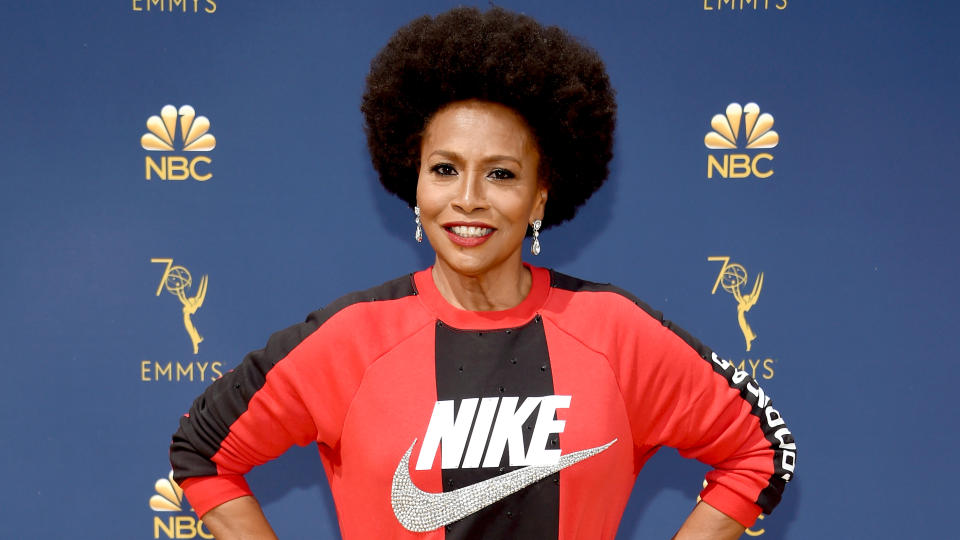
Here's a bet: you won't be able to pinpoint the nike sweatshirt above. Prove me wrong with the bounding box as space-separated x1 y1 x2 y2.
170 265 796 539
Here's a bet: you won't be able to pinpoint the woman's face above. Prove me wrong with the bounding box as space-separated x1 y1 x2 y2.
416 100 547 279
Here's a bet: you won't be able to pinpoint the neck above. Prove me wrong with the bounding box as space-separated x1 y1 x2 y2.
431 255 532 311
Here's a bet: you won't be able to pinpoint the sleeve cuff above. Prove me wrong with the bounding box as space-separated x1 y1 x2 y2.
179 474 253 518
699 482 762 528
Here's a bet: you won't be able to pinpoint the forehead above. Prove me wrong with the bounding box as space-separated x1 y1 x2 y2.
421 100 538 159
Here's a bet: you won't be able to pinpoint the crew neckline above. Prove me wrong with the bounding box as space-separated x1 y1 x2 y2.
413 264 551 330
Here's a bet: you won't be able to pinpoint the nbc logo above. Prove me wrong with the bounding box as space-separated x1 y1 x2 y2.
142 105 215 181
149 470 185 512
704 102 778 179
149 470 213 539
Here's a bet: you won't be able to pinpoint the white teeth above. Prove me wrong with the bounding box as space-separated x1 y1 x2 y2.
450 226 492 238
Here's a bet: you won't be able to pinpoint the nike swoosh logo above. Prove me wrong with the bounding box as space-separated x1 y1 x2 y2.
391 438 617 532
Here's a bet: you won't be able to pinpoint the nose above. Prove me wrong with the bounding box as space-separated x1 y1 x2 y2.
451 171 488 213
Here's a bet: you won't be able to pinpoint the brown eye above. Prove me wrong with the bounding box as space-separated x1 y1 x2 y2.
431 163 457 176
488 168 515 180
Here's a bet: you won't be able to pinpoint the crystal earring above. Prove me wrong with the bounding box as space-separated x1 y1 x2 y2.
530 219 542 255
414 206 423 243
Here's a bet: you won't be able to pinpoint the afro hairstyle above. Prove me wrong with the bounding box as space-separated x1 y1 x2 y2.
361 6 616 230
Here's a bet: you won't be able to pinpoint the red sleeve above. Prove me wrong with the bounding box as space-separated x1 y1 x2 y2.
169 319 324 516
545 280 795 528
619 298 796 527
169 276 427 518
177 475 253 516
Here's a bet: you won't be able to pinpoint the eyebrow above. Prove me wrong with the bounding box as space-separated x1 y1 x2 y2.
427 150 523 167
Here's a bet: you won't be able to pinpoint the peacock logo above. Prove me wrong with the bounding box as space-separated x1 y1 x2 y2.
142 104 215 181
141 105 216 152
704 102 778 179
149 471 185 512
704 102 778 150
149 471 213 538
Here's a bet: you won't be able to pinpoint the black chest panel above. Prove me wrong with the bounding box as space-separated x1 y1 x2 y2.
434 314 560 540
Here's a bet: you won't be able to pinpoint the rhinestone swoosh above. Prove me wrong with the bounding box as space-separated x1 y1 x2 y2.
391 438 617 532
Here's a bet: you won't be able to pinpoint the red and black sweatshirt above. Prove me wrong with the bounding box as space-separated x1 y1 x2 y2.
171 265 796 539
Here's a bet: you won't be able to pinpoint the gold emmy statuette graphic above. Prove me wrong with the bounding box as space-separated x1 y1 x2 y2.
152 258 207 354
709 256 763 352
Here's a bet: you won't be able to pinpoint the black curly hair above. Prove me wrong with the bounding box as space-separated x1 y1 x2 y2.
361 6 616 229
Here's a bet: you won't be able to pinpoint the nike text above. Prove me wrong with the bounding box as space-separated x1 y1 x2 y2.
415 395 571 470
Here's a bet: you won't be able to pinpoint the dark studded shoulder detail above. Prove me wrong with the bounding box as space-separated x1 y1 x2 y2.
549 270 710 361
312 273 418 326
550 270 664 319
550 269 639 300
264 273 419 366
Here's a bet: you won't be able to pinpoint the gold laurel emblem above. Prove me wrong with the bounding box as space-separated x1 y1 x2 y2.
149 470 184 512
709 256 763 352
704 102 779 150
151 258 207 354
141 104 216 152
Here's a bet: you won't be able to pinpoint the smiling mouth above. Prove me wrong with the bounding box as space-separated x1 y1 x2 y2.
447 225 494 238
442 224 495 247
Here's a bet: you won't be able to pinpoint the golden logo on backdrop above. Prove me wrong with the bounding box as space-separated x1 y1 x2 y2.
704 103 778 179
150 471 185 512
696 480 766 536
149 470 213 539
142 105 215 181
703 0 786 10
707 256 775 380
132 0 217 13
151 258 207 354
709 256 763 351
141 257 222 382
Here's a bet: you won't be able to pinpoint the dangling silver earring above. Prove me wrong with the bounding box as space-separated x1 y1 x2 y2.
414 206 423 243
530 219 542 256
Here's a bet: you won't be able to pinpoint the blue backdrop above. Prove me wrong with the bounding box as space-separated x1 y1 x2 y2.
2 1 957 538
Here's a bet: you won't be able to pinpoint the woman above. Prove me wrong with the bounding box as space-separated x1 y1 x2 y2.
170 7 795 539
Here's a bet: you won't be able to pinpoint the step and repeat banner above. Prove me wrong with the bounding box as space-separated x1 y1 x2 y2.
2 1 957 538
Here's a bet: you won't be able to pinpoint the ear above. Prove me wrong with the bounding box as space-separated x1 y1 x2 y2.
530 186 548 223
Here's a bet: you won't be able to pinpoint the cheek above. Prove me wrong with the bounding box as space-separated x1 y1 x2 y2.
415 173 431 208
415 178 443 223
498 194 537 230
